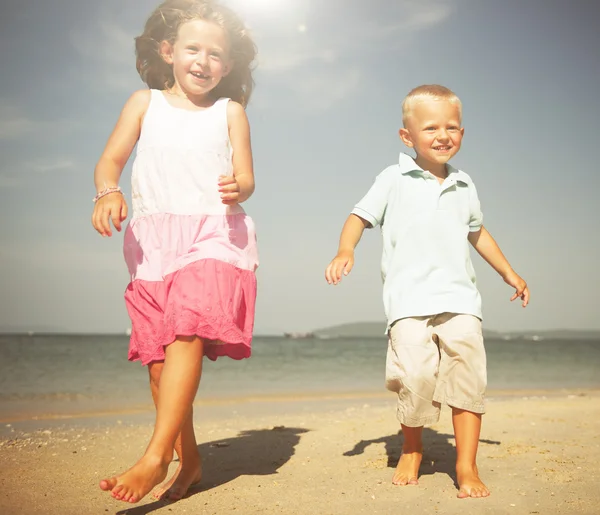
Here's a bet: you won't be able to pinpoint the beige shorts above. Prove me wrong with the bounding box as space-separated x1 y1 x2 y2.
386 313 486 427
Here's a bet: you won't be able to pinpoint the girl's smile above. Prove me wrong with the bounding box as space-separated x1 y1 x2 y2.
162 19 232 100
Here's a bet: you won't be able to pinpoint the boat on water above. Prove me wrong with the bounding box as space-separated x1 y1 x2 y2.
283 332 315 339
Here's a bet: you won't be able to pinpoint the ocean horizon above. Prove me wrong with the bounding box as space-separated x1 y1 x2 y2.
2 333 599 430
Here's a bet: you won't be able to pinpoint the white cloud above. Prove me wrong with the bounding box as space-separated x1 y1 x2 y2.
69 20 140 91
253 0 456 73
0 103 39 140
246 0 457 109
65 0 456 107
24 159 76 174
0 174 22 188
0 157 78 188
0 242 124 272
253 66 362 113
0 100 81 141
71 21 133 67
292 67 361 110
362 1 456 36
0 117 36 140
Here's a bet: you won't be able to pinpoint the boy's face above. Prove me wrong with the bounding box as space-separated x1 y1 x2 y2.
399 99 464 166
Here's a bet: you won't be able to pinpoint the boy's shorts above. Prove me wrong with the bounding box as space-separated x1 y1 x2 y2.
385 313 486 427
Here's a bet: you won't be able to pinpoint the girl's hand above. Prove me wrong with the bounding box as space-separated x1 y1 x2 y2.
325 251 355 285
92 192 128 237
218 175 241 205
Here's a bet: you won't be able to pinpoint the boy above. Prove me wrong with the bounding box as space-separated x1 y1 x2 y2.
325 85 529 498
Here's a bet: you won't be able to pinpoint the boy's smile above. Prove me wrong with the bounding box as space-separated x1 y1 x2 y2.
399 99 464 176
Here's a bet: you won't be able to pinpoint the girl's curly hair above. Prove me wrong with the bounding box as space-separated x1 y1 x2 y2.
135 0 257 106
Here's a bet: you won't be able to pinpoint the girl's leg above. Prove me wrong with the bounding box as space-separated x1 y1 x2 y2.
100 335 204 504
163 406 202 501
452 408 490 498
148 362 202 501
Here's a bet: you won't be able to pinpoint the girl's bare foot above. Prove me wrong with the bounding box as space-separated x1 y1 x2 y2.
165 455 203 501
100 454 170 504
152 453 202 501
392 450 422 485
152 466 179 500
456 463 490 498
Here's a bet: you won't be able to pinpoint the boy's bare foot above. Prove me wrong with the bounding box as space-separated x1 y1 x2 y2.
153 454 203 501
100 454 170 504
456 463 490 498
392 450 422 485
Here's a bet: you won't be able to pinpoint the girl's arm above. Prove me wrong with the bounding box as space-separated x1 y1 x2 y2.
220 101 254 204
468 226 530 306
94 90 149 191
92 90 149 237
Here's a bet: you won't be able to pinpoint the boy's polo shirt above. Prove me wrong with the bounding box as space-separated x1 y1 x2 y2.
352 153 483 330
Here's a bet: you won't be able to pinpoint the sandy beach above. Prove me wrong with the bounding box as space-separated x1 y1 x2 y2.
1 390 598 515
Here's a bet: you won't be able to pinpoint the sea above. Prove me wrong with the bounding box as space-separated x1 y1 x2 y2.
1 334 599 435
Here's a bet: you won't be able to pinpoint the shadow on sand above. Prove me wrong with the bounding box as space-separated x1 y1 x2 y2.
344 428 501 487
116 426 309 514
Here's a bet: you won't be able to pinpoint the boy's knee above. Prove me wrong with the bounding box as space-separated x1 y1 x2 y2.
385 377 402 393
386 370 437 399
404 369 437 395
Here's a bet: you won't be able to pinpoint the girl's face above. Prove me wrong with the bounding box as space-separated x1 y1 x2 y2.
162 19 232 98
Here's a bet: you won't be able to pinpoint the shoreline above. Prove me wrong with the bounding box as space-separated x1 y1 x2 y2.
1 390 598 514
2 387 599 435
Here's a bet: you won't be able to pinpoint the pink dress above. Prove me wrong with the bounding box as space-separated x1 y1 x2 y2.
123 90 258 364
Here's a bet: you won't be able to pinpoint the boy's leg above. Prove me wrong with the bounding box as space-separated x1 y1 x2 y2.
395 425 423 485
148 362 202 501
100 335 204 503
452 408 489 498
435 314 489 498
386 317 441 485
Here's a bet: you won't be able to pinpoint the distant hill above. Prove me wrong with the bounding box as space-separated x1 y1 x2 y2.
505 329 600 340
312 322 600 340
313 322 387 338
0 324 67 334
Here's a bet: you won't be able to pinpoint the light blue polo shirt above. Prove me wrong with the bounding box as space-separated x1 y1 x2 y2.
352 153 483 329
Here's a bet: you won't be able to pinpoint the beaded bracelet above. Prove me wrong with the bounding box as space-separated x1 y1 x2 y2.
93 186 123 203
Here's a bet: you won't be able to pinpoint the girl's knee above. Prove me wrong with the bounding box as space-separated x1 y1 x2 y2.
148 361 165 387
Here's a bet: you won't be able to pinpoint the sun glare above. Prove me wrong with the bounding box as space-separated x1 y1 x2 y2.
240 0 291 13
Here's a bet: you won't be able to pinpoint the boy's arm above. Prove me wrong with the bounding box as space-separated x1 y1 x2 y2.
325 166 393 285
325 214 370 285
468 226 530 307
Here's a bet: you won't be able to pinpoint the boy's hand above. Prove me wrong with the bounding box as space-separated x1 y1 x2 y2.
325 251 355 285
92 192 128 237
219 175 241 205
504 270 530 307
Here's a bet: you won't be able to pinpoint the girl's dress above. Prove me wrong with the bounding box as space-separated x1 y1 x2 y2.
123 90 258 364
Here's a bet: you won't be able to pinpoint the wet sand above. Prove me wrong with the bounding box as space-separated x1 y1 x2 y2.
1 390 598 514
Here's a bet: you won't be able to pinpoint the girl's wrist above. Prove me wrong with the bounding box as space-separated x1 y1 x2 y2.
93 186 123 203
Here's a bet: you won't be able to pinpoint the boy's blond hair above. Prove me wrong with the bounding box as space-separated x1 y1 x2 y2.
402 85 462 127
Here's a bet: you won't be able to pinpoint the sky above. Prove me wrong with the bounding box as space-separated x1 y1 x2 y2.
0 0 599 335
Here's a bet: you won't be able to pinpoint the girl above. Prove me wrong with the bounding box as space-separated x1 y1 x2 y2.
91 0 258 504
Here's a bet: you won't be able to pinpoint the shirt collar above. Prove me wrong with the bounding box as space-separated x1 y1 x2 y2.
398 152 468 184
